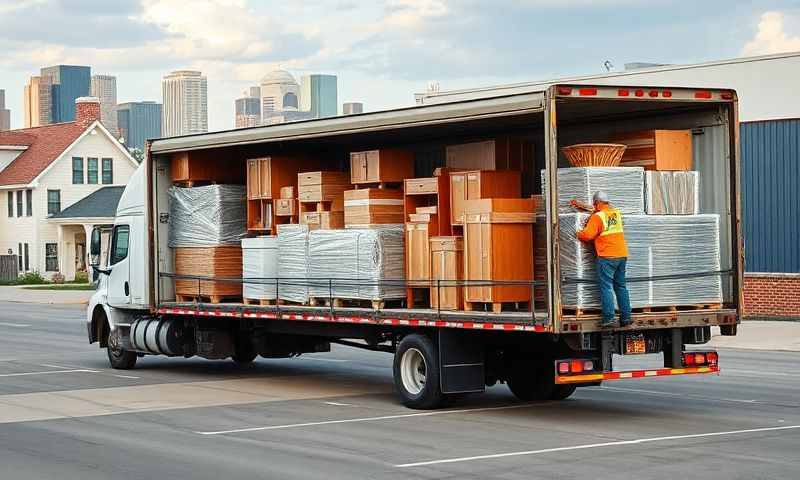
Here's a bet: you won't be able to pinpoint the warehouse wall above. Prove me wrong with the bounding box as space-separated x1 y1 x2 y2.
740 118 800 318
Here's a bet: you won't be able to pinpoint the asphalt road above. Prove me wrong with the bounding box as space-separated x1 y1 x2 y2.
1 302 799 479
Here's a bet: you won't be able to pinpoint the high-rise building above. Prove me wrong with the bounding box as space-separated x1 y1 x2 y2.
40 65 91 123
117 101 163 151
23 75 52 127
0 90 10 131
342 102 363 115
300 74 338 118
91 74 118 136
260 70 300 119
161 70 208 137
235 86 261 128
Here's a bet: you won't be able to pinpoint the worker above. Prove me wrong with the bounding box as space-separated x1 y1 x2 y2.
573 191 632 328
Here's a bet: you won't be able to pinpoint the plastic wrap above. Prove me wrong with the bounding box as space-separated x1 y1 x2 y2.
644 171 700 215
276 224 311 303
559 213 722 308
168 185 246 247
242 236 278 300
542 167 645 214
308 226 406 300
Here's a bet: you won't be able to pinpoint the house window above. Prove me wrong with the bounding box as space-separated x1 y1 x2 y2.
102 158 113 184
110 225 129 265
87 157 98 184
72 157 84 184
24 243 29 271
18 243 22 270
16 190 22 217
47 190 61 215
45 243 58 272
26 190 32 216
7 191 12 217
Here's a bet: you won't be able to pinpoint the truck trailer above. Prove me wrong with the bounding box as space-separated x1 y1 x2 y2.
86 84 741 409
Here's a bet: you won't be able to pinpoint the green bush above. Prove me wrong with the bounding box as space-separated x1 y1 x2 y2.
16 271 47 285
72 271 89 284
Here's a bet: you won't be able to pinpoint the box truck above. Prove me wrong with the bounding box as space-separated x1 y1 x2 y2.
87 84 741 409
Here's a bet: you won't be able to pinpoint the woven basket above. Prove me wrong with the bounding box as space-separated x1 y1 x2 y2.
562 143 627 167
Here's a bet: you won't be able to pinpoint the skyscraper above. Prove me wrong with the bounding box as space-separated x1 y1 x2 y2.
161 70 208 137
40 65 91 122
342 102 364 115
23 76 52 127
117 101 163 151
91 74 118 136
300 74 338 118
0 90 10 131
235 87 261 128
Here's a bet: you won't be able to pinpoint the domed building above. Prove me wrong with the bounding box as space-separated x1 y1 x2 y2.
259 70 300 115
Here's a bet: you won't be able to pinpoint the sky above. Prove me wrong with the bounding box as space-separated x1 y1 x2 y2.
1 0 799 132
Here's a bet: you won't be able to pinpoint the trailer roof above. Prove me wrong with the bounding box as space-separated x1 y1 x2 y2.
150 91 546 154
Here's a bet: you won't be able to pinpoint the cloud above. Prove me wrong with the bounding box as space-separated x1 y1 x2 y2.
742 11 800 56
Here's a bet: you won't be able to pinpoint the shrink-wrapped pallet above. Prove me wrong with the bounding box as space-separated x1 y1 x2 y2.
308 226 405 301
168 185 247 247
542 167 645 215
644 171 700 215
559 213 722 309
277 224 311 303
242 236 278 300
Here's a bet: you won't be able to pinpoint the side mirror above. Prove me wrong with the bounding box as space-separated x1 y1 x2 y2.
89 227 102 267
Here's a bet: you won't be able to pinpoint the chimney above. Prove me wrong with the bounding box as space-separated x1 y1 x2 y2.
75 96 101 127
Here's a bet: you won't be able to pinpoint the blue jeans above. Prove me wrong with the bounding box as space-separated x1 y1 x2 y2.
597 257 632 325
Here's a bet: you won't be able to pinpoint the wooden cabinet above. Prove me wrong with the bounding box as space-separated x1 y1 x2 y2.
406 222 431 282
171 150 244 184
463 198 535 312
246 156 323 232
350 149 414 185
449 170 521 225
611 129 693 170
403 175 451 236
247 200 272 231
446 137 531 172
430 236 463 310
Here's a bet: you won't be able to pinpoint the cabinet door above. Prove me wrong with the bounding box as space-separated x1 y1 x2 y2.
247 159 261 200
365 150 380 183
259 158 272 198
350 153 364 183
465 171 481 200
449 173 466 225
407 224 430 281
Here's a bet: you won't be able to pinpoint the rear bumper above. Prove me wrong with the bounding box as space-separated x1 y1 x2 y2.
556 365 719 384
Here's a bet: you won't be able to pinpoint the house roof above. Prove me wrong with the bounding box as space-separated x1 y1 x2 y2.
49 186 125 219
0 122 87 186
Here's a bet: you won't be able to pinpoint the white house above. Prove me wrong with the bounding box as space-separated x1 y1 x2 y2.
0 97 138 281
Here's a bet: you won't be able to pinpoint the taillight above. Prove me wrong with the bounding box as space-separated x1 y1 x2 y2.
558 87 573 95
695 90 712 99
682 351 718 367
578 88 598 96
634 89 645 97
707 352 719 365
558 361 570 374
720 91 734 100
618 89 630 97
557 359 596 374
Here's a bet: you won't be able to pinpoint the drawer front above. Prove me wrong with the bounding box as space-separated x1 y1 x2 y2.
275 198 296 216
404 177 438 195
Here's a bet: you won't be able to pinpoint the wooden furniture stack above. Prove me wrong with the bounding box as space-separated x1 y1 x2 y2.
462 198 536 313
445 137 531 172
298 171 349 230
246 156 321 234
430 236 464 310
170 149 244 185
449 170 521 227
274 185 298 223
403 171 453 307
350 149 414 187
611 129 693 170
344 188 404 226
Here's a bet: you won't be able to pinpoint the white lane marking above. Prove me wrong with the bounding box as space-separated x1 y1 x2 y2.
728 369 800 378
0 369 98 377
323 401 352 406
196 403 536 435
598 386 759 404
111 374 141 379
395 424 800 468
298 357 349 363
0 322 31 328
38 363 80 370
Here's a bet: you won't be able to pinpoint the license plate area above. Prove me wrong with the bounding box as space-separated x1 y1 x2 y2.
623 333 646 355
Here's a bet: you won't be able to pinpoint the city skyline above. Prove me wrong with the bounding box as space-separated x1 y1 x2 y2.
0 90 9 131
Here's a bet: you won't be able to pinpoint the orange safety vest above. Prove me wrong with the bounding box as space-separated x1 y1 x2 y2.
577 206 629 258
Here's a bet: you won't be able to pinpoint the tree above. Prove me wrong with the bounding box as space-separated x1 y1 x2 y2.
129 148 144 164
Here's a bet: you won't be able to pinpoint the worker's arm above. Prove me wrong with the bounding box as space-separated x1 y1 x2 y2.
577 214 603 242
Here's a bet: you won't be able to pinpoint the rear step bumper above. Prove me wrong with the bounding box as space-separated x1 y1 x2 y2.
555 365 719 384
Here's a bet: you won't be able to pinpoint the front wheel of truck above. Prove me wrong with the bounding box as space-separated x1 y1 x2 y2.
107 327 137 369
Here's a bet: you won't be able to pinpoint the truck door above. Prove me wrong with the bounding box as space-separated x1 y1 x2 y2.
107 224 131 307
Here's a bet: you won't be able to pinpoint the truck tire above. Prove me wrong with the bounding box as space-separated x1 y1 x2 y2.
393 334 443 409
549 384 577 401
232 336 257 365
107 328 137 370
507 358 554 401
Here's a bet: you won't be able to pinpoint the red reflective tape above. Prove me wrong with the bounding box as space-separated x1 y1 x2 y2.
578 87 598 96
631 370 646 378
605 372 621 380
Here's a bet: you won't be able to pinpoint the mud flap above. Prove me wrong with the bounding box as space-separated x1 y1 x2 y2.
438 330 485 394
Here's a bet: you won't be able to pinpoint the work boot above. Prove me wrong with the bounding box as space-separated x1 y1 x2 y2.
620 318 633 327
600 320 617 329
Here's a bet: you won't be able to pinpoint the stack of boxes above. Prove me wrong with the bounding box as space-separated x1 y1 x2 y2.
298 171 350 230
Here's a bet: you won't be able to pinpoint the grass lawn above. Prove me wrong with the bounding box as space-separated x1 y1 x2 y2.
22 284 96 291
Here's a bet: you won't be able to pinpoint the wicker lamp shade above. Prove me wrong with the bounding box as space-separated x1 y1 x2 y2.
562 143 627 167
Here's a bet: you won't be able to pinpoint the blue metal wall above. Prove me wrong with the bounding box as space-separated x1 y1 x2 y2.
740 118 800 273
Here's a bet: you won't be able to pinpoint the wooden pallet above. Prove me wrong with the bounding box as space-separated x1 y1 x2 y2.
465 301 530 314
276 298 309 306
561 307 602 318
308 297 404 310
634 303 723 313
243 297 278 306
176 294 242 304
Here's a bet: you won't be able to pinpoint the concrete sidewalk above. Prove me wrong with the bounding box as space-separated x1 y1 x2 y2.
0 286 93 305
709 321 800 352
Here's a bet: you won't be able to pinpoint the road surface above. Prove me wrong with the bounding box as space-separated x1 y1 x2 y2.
0 302 798 479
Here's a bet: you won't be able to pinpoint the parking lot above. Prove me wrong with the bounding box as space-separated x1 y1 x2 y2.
1 302 799 479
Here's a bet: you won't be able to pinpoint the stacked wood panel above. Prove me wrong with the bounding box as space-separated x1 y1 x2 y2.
344 188 404 226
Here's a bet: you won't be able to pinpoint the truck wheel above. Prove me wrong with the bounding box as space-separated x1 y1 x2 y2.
107 329 137 369
232 337 257 365
507 359 554 401
393 334 443 409
549 384 577 401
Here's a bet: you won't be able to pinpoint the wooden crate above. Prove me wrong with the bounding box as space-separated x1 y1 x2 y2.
445 137 531 171
463 198 535 312
611 129 693 170
298 171 350 187
275 198 297 217
430 236 463 311
301 211 344 230
171 150 244 184
343 188 404 226
449 170 521 226
350 149 414 185
279 185 295 199
175 246 243 300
